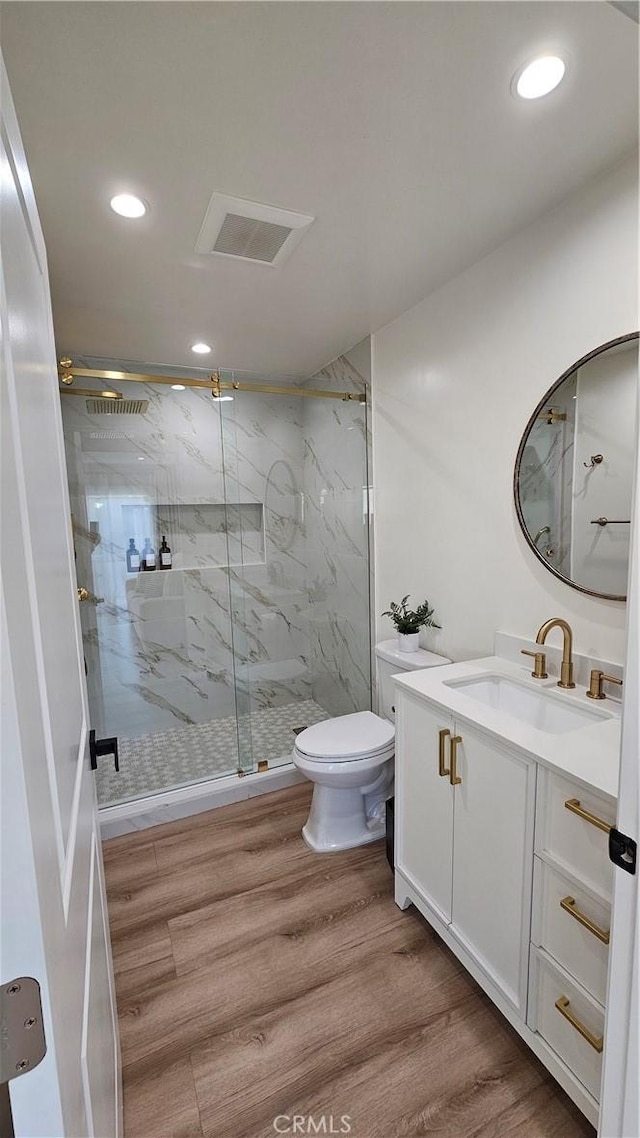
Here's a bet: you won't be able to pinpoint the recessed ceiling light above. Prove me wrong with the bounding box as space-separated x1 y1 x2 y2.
110 193 147 218
515 56 566 100
191 342 212 354
138 456 145 461
171 384 186 391
215 395 234 402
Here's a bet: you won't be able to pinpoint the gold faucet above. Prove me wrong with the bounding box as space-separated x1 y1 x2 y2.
535 618 575 689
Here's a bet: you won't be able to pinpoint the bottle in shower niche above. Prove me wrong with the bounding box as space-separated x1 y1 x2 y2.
126 538 141 573
141 538 156 571
159 535 172 570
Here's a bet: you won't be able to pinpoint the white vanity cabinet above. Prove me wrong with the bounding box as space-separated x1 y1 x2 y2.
395 689 536 1016
393 675 618 1129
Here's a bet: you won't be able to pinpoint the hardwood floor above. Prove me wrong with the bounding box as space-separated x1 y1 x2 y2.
103 783 595 1138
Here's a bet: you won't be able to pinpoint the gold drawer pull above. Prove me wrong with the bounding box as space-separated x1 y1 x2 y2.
564 797 612 834
560 896 610 945
449 735 462 786
554 996 603 1053
438 728 450 777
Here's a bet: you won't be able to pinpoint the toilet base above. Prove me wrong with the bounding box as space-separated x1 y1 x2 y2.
301 784 386 853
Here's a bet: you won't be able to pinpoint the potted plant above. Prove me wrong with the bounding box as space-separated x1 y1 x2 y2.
382 594 441 652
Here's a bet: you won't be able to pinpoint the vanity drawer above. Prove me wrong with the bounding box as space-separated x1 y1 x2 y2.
532 858 610 1006
530 949 604 1103
536 771 615 897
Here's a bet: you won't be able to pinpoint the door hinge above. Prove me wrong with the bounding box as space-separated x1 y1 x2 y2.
609 828 637 875
1 976 47 1136
0 978 47 1085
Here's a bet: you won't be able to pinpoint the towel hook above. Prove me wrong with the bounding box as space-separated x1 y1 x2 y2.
583 454 604 469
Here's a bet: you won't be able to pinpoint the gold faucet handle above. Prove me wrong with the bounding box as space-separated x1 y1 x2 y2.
587 669 623 700
521 649 548 679
587 670 623 700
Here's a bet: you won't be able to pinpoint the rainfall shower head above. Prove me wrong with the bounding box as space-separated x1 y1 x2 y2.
85 398 149 415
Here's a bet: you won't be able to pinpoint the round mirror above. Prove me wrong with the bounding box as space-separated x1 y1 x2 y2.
514 332 638 602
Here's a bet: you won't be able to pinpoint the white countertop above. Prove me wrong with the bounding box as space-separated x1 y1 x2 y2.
393 655 621 801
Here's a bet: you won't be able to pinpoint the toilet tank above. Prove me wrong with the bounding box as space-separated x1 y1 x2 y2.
375 639 451 722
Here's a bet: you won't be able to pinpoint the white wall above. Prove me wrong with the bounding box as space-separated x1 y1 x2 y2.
373 156 638 666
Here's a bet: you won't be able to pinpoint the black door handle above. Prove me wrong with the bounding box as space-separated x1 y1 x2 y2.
89 728 119 772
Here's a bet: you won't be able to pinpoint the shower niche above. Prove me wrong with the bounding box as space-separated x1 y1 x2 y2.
121 500 265 572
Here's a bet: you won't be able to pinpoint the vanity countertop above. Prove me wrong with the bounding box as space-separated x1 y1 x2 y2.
393 655 621 801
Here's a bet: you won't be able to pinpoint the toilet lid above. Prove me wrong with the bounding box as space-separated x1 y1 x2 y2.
295 711 394 761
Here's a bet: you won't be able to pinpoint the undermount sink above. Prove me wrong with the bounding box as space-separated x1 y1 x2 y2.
443 674 611 735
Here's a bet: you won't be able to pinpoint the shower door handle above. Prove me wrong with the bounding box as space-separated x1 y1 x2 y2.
89 729 119 772
77 586 104 604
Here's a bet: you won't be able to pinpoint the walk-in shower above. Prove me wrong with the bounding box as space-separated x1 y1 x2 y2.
60 354 373 810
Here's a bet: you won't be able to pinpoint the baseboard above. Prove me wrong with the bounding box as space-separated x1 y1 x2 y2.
99 764 306 839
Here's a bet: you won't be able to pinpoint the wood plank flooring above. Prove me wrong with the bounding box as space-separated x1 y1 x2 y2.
103 783 595 1138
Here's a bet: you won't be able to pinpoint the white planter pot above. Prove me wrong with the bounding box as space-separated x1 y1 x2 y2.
398 632 420 653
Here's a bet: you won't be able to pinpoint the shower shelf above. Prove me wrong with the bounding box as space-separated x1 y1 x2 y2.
125 559 265 576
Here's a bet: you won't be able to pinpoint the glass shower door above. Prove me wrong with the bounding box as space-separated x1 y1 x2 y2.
219 374 372 774
61 362 253 807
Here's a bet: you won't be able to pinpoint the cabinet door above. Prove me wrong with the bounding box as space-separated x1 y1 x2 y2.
450 725 536 1013
395 693 454 923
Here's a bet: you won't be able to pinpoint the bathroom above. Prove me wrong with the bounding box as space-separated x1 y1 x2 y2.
0 4 637 1138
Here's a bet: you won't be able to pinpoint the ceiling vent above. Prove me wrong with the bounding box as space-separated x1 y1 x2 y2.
86 399 149 415
195 193 314 266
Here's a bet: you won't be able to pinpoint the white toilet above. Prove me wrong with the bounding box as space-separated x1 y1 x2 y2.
293 639 450 852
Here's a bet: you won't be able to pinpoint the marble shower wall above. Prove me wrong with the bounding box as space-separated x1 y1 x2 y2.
301 343 373 716
61 354 372 760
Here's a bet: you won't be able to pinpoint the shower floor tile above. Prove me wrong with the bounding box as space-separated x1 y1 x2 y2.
96 699 330 807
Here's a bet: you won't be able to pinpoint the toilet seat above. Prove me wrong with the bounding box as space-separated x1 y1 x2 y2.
294 710 394 763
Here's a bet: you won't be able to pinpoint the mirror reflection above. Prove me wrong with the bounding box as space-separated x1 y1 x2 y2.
515 333 638 601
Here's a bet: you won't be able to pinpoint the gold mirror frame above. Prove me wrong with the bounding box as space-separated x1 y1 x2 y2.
514 331 639 603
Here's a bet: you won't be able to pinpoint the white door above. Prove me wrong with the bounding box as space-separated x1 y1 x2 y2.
0 55 122 1138
450 726 536 1015
395 694 454 922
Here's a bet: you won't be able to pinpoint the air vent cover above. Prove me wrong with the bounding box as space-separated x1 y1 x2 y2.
213 214 293 263
195 193 314 267
86 399 149 415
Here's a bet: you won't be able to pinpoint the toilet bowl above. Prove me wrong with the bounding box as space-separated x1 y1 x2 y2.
293 641 451 853
294 712 394 851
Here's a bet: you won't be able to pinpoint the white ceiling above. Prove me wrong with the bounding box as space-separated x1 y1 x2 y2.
1 2 637 377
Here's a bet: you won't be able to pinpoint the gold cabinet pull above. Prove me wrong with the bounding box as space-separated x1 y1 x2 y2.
560 896 610 945
564 798 612 834
438 728 450 777
554 996 603 1053
449 735 462 786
